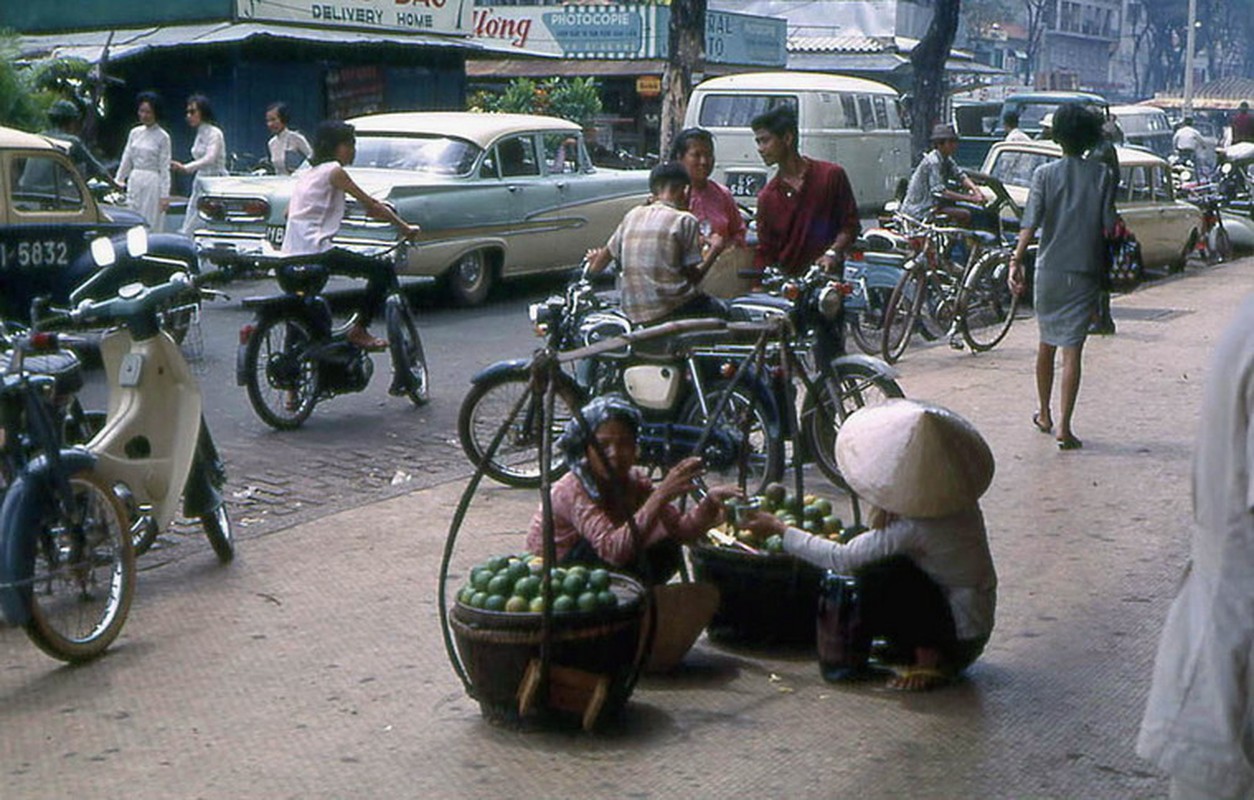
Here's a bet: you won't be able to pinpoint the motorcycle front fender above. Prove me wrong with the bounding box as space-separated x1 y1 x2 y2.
831 353 900 382
469 358 535 385
182 420 226 519
0 449 97 626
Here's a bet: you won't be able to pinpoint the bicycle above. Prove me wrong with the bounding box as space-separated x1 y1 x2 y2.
880 216 1019 364
1181 184 1233 266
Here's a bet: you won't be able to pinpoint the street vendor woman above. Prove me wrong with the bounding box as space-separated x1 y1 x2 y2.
744 399 998 691
526 394 740 586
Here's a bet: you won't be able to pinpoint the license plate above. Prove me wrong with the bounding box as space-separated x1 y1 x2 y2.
266 225 285 248
725 172 766 198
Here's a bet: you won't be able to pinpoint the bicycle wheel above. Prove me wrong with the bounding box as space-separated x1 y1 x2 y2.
201 503 235 564
801 363 905 488
457 370 582 488
24 469 135 663
1210 225 1233 264
680 380 783 498
847 285 892 355
244 315 319 430
957 251 1020 352
881 264 928 365
386 298 430 407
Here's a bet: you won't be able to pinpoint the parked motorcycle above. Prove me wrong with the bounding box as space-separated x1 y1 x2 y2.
230 244 430 430
0 228 232 662
723 264 904 487
458 264 785 494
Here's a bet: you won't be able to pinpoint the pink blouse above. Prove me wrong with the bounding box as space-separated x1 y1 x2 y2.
688 180 747 247
527 470 721 567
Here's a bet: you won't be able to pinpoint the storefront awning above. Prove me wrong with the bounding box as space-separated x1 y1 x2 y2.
18 20 480 63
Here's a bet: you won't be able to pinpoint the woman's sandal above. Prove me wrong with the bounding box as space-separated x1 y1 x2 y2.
1032 413 1053 434
1056 435 1083 451
886 666 951 692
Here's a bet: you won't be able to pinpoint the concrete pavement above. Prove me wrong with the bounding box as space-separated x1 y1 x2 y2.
2 257 1250 799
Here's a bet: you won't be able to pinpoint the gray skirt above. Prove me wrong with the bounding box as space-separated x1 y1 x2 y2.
1034 269 1100 347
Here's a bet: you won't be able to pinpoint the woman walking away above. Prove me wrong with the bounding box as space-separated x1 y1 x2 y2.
1008 102 1115 450
743 399 997 691
172 94 227 237
669 127 750 297
265 101 313 176
115 91 172 230
282 120 419 351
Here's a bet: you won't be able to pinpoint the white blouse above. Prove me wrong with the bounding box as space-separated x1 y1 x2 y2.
281 161 344 256
116 124 172 191
184 123 227 176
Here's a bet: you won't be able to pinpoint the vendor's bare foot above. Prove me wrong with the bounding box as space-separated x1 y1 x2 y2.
348 325 387 351
887 647 950 691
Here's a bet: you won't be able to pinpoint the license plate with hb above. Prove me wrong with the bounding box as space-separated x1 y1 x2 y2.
266 225 285 248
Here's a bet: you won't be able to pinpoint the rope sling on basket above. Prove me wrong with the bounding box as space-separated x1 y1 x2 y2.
437 316 785 730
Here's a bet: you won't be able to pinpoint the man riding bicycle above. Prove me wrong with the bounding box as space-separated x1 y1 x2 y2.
901 124 988 228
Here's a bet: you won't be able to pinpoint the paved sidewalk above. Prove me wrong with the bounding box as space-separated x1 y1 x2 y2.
2 260 1249 799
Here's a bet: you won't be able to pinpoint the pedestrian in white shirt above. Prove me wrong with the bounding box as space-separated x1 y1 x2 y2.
744 399 998 692
266 102 313 176
171 94 227 237
1138 293 1254 799
115 91 171 230
1003 111 1032 142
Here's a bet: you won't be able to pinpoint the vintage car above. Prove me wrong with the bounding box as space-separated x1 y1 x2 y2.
980 140 1202 271
191 112 652 305
0 125 197 323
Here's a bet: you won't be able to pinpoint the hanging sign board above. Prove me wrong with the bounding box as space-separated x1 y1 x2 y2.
236 0 471 36
636 76 662 97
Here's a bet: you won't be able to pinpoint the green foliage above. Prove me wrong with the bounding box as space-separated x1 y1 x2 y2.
467 77 603 126
0 30 45 131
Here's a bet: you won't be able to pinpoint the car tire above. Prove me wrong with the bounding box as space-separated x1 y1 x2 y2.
446 250 493 306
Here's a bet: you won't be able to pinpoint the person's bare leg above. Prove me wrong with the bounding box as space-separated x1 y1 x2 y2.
1035 342 1057 430
1057 343 1084 447
886 646 948 690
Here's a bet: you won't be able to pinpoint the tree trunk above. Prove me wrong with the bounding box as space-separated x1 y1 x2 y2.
661 0 706 161
909 0 961 161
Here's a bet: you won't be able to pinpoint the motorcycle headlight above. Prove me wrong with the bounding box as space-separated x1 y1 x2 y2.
817 283 845 320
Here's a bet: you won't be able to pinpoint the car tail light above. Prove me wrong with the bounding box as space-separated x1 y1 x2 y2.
198 198 227 221
241 199 270 218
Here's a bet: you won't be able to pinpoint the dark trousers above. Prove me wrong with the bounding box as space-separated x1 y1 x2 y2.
823 556 985 674
323 248 398 326
670 292 728 320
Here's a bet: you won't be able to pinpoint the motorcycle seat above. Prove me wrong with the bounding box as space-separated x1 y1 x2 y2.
0 349 83 399
275 262 330 296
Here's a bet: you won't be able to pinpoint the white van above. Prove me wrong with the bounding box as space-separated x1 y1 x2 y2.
684 72 911 213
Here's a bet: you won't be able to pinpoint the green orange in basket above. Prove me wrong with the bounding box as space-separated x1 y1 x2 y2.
504 596 530 613
587 568 611 592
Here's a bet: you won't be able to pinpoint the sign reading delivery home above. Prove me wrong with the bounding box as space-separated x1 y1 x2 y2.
236 0 470 36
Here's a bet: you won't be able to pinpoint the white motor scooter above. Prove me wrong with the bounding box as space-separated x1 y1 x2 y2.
71 228 234 561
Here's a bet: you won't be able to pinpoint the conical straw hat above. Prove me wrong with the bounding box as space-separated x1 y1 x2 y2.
834 399 994 518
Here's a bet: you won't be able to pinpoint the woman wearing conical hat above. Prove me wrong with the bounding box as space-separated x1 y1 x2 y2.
745 399 998 691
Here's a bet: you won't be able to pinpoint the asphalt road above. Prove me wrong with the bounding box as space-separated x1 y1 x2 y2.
75 271 572 553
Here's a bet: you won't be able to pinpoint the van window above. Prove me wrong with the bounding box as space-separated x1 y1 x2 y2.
841 95 859 129
857 96 874 131
873 96 889 129
1123 165 1150 202
12 156 84 213
698 94 797 127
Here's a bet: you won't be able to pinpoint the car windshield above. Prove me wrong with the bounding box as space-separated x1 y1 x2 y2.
353 134 482 175
698 94 797 127
989 149 1055 188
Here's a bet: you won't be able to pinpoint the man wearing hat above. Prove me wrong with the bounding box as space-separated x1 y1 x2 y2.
900 123 986 227
41 100 117 187
745 399 998 691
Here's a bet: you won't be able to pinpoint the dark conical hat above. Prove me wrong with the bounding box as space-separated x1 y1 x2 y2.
835 399 994 518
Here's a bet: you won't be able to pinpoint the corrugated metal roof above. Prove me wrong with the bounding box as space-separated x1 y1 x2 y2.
18 20 478 62
786 34 888 54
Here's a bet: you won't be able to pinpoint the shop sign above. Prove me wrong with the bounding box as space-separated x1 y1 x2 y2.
471 5 785 66
636 76 662 97
236 0 470 36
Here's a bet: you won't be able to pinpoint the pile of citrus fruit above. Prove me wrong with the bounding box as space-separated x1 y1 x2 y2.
456 554 618 614
715 482 865 553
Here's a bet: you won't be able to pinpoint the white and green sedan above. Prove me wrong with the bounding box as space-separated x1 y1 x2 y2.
191 112 650 305
981 140 1202 272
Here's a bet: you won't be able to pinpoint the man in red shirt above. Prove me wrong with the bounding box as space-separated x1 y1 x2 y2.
751 105 860 276
1231 101 1254 145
